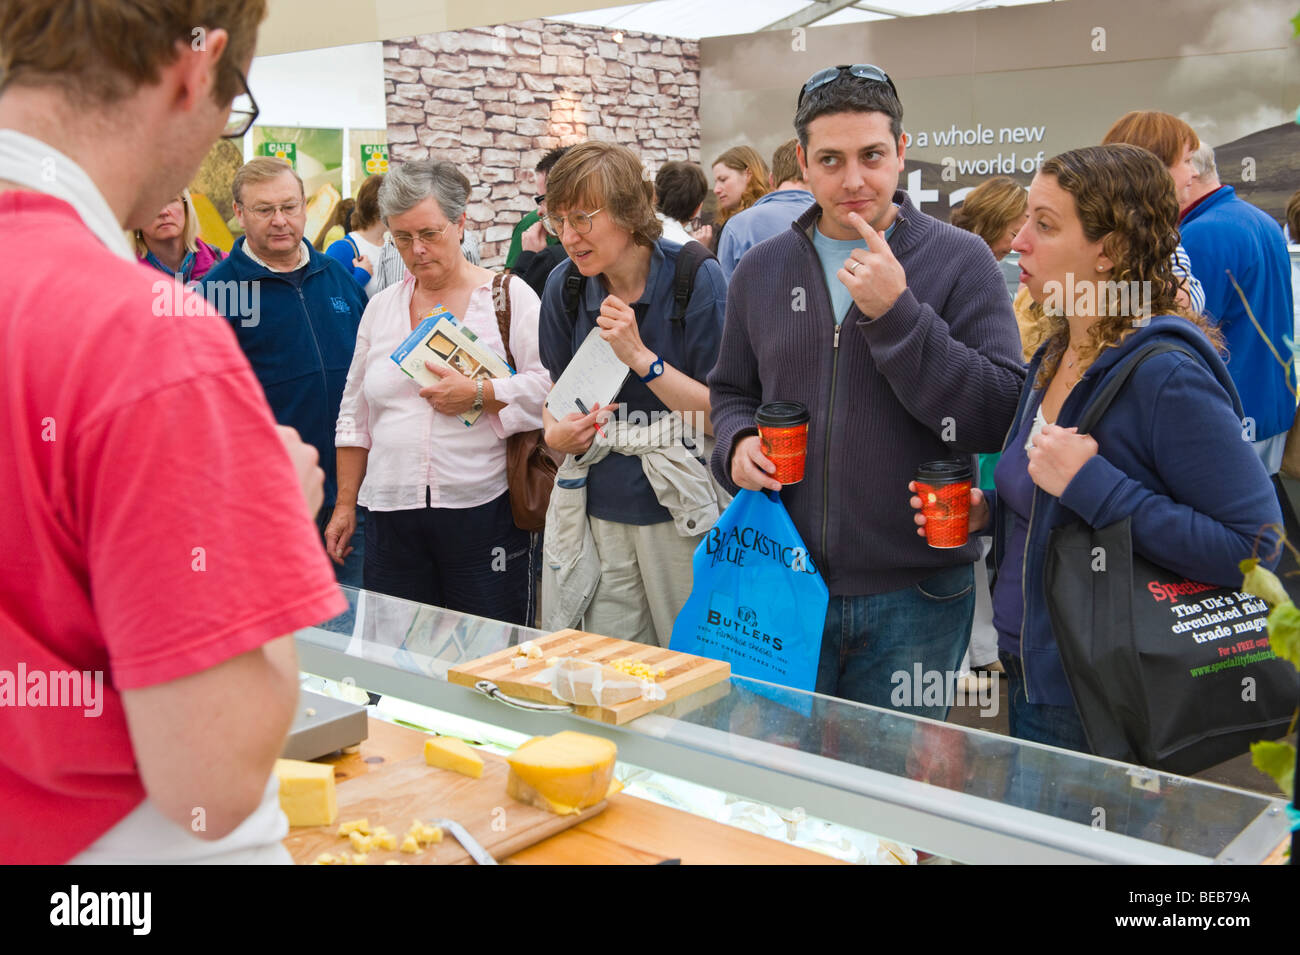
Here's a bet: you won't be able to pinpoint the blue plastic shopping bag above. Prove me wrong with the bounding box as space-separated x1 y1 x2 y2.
670 489 829 692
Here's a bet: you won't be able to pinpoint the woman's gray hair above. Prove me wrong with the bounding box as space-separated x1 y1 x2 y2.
378 159 472 222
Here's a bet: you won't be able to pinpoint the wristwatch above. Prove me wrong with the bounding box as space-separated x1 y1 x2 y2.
472 380 485 412
639 355 665 383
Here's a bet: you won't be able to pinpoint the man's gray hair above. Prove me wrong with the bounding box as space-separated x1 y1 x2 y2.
1189 142 1218 183
378 160 472 222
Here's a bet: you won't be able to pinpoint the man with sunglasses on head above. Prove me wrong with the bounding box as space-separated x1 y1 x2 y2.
0 1 346 862
709 65 1025 718
202 157 370 588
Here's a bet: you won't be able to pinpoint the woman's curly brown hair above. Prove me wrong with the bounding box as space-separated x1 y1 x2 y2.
1024 143 1223 390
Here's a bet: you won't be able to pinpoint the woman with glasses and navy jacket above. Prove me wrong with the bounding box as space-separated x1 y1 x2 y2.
537 141 728 647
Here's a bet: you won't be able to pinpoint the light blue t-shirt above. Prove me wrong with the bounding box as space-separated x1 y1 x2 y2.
811 206 900 325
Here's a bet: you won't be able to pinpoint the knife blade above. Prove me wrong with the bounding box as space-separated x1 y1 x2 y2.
431 818 498 865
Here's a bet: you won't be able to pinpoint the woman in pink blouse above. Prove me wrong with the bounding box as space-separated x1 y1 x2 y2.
324 161 551 624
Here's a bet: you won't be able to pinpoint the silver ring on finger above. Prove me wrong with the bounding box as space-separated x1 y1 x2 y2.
847 260 860 275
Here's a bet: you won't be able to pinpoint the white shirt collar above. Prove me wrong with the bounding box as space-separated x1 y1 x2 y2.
0 130 134 260
241 237 311 272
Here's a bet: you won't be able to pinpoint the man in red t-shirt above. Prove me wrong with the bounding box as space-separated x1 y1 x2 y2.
0 1 347 863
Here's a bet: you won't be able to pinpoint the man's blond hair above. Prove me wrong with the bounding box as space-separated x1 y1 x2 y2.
232 157 304 206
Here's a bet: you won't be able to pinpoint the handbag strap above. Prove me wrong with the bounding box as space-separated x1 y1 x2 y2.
491 271 516 369
1075 341 1197 433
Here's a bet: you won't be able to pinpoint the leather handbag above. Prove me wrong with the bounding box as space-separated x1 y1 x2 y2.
492 272 560 531
1043 342 1300 775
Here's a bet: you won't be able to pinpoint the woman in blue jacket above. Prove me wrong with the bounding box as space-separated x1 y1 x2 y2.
911 144 1282 758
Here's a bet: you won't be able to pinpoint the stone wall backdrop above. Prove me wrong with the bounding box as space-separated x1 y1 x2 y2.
384 18 701 268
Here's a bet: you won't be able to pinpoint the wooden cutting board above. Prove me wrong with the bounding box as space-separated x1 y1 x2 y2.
447 629 731 725
283 750 604 865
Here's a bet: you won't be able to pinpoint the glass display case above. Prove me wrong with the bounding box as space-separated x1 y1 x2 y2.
297 587 1291 865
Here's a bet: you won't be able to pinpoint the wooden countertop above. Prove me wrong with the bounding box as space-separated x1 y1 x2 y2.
311 716 844 865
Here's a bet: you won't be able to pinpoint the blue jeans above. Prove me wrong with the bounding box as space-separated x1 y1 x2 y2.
314 505 365 634
999 649 1098 822
1000 650 1090 752
815 563 976 720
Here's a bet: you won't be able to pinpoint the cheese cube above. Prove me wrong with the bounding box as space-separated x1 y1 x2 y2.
424 737 485 779
348 830 373 853
400 835 421 854
274 758 338 827
506 731 617 815
337 818 370 836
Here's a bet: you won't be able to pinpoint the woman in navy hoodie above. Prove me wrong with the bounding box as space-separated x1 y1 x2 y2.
912 144 1282 757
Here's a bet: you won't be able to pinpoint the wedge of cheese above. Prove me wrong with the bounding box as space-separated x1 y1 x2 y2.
274 758 338 827
423 736 484 778
505 731 617 815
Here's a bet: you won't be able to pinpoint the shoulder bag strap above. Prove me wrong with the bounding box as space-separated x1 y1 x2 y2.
492 271 516 368
1075 341 1198 433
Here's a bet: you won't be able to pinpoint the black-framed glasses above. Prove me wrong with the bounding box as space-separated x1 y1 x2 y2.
540 208 603 237
222 67 259 139
534 194 546 206
797 64 897 108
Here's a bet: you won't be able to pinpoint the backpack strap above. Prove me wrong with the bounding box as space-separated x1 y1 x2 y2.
670 239 716 325
1076 342 1198 433
491 271 516 368
562 264 585 328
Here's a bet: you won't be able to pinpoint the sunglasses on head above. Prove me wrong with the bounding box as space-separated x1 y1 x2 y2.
798 64 898 108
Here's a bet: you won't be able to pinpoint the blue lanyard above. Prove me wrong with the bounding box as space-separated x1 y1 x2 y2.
143 248 196 283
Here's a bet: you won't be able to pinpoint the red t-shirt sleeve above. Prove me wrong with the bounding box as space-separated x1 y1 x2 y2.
72 365 346 690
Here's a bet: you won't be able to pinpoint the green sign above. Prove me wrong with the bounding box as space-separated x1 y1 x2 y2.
361 144 389 176
258 141 297 168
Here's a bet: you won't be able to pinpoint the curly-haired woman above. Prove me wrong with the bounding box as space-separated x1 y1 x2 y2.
910 144 1281 753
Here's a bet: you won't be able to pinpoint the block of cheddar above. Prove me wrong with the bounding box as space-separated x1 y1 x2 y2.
423 736 484 778
274 758 338 827
505 731 617 815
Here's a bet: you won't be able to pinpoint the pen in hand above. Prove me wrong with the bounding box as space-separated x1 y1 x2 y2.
575 398 607 438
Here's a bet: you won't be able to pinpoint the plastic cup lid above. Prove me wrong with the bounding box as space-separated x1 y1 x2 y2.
915 459 972 483
755 401 811 428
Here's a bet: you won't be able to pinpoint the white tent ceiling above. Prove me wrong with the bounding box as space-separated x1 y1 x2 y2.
546 0 1058 40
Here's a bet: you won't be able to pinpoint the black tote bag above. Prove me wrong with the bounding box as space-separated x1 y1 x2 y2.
1044 342 1300 776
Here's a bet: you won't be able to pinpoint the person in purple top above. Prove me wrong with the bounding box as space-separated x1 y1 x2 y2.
709 64 1025 718
133 188 224 283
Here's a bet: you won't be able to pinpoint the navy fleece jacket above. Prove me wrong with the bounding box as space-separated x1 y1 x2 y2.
988 316 1283 706
200 238 367 507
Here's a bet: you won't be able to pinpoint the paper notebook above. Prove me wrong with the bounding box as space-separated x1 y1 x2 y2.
545 327 630 420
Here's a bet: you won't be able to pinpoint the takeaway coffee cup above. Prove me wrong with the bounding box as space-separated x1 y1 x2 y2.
914 460 973 549
755 401 811 485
